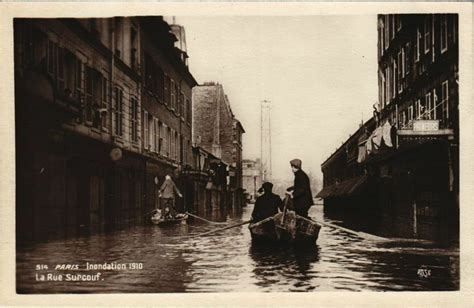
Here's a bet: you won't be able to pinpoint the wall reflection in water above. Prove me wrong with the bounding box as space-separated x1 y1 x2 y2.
249 243 320 291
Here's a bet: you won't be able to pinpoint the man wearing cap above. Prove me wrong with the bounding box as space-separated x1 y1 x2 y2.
251 182 282 222
287 159 313 218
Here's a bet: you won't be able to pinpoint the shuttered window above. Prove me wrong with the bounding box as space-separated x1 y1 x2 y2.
130 97 138 142
143 110 149 149
114 87 123 136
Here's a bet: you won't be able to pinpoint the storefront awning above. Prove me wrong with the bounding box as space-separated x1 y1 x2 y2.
316 185 335 199
316 174 368 199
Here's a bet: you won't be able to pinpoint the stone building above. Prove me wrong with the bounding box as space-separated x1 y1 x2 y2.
139 17 196 214
317 14 459 241
14 17 197 243
373 14 459 240
192 82 245 209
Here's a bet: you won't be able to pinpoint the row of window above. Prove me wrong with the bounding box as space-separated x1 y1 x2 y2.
379 15 402 55
46 38 141 142
379 14 455 58
46 39 110 130
113 18 140 70
379 15 455 108
397 80 450 129
112 92 190 164
413 15 452 61
79 18 140 71
45 37 189 160
144 53 192 124
16 22 193 166
142 110 190 164
43 34 191 160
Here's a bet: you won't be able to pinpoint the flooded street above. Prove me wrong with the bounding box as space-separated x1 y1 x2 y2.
17 205 459 293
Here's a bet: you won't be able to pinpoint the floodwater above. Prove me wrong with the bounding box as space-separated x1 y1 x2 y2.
16 205 459 293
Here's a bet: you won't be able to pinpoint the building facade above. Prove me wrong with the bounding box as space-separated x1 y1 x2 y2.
317 118 379 232
317 14 459 241
139 17 196 214
375 14 459 240
14 17 197 244
192 82 246 209
242 158 262 203
188 146 229 213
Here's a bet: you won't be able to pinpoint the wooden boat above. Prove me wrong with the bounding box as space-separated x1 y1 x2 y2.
151 212 189 226
249 211 321 244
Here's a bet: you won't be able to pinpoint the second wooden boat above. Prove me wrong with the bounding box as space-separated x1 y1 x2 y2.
151 213 189 226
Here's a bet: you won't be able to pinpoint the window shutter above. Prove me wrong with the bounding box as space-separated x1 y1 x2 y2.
101 77 108 129
130 99 133 140
143 110 149 149
154 119 159 153
149 116 154 151
119 90 123 135
84 66 93 123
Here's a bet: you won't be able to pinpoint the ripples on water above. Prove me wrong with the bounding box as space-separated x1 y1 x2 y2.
16 206 459 293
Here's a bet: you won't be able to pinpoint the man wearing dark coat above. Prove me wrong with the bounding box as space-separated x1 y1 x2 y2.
287 159 313 218
251 182 282 222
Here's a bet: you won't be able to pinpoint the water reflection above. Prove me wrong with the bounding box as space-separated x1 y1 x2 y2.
249 243 320 291
16 204 459 293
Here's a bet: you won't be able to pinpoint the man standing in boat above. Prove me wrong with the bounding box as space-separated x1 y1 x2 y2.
251 182 282 222
158 174 183 219
287 159 313 218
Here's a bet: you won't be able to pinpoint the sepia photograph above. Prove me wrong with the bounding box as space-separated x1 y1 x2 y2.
1 2 472 304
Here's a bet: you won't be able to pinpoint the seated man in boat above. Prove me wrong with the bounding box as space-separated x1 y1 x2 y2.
251 182 282 222
286 159 313 218
158 174 183 219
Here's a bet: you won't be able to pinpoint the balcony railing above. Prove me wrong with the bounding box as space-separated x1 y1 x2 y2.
399 119 453 131
398 98 453 131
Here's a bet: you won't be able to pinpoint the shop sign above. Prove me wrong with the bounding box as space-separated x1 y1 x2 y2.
413 120 439 132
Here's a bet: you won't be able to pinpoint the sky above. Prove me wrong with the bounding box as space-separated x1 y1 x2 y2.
173 16 378 182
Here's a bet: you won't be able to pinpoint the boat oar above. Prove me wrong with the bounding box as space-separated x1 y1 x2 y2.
185 212 227 225
316 220 387 241
190 219 252 237
280 195 290 226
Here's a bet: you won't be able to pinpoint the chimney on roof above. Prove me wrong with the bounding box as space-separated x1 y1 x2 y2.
167 16 188 65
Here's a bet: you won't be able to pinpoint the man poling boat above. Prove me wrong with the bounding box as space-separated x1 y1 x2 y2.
151 174 188 226
286 158 313 218
248 159 321 244
249 195 321 244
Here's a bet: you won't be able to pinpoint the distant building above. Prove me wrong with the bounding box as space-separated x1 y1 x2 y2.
242 158 262 203
317 14 459 241
192 82 245 208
